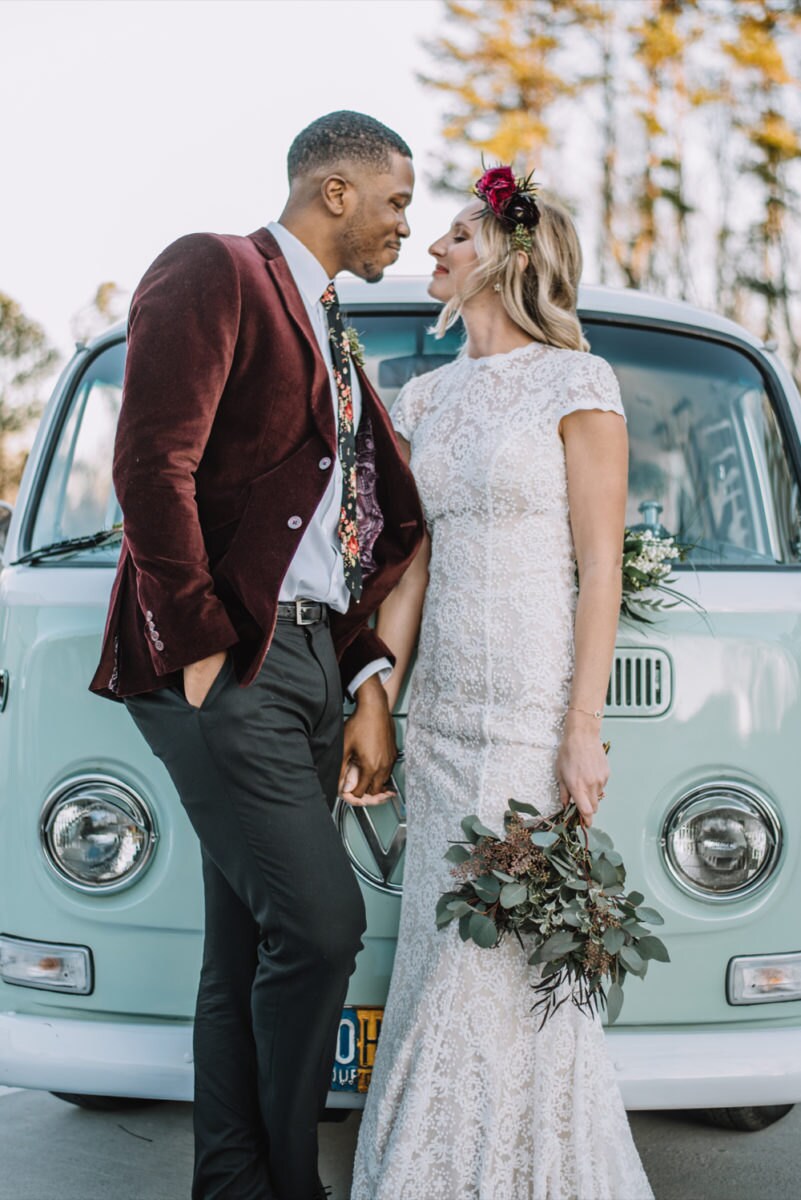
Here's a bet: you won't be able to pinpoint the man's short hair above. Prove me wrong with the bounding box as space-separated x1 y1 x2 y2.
287 111 412 181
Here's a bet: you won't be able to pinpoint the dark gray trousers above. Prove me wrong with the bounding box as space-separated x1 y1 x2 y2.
126 618 366 1200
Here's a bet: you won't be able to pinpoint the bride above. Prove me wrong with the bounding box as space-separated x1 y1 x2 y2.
348 167 654 1200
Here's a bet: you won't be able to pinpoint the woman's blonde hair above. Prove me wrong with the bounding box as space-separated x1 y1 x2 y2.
434 195 589 351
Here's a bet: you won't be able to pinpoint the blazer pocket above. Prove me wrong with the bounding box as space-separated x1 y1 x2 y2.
212 436 320 625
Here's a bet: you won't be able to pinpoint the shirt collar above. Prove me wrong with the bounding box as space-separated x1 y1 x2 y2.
267 221 330 309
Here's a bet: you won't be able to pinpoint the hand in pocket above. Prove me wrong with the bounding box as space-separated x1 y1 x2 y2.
184 651 229 709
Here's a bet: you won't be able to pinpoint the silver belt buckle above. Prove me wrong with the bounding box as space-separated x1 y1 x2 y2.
295 599 315 625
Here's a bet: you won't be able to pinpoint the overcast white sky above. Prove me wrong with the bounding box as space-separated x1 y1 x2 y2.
1 0 468 355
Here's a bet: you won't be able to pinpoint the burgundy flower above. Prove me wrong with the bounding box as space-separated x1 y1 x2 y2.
475 165 517 216
504 192 541 229
473 163 541 235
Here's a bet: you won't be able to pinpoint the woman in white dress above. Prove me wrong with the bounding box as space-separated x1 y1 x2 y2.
349 168 654 1200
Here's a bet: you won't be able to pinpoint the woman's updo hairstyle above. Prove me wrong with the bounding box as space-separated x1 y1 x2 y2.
434 173 589 353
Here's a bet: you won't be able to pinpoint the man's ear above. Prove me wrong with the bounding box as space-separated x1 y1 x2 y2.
321 174 349 216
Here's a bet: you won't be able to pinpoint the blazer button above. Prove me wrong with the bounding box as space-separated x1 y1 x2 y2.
318 456 332 470
287 515 303 530
145 610 153 621
154 640 164 651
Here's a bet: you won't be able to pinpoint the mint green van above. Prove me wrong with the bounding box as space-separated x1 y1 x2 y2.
2 278 800 1133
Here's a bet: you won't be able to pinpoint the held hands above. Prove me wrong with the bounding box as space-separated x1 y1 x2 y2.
339 675 397 807
555 710 610 827
183 651 228 709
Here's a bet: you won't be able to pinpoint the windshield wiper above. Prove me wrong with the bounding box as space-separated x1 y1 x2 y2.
11 526 123 566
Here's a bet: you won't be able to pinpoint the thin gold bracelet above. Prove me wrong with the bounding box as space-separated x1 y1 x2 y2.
568 705 603 720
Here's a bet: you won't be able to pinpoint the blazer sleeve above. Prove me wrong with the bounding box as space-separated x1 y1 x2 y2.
337 626 396 693
112 233 241 675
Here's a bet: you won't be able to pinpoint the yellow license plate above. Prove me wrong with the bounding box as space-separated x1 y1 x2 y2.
331 1006 384 1093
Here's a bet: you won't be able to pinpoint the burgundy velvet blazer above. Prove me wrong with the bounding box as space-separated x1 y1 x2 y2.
89 227 424 701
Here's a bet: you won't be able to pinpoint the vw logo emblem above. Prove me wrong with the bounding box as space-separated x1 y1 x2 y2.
335 773 406 895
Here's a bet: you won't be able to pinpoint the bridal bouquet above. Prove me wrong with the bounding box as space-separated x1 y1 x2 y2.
436 798 669 1027
621 527 694 623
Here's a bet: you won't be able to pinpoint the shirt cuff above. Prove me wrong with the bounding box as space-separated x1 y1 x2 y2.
347 657 393 701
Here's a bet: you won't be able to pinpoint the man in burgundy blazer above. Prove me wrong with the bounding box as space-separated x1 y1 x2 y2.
90 112 422 1200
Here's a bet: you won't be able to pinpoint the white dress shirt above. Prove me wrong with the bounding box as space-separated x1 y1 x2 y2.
267 222 390 695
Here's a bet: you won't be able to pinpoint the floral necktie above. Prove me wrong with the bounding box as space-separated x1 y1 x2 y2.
321 282 363 602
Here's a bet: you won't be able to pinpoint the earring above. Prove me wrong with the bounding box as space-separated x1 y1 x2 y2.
493 282 502 292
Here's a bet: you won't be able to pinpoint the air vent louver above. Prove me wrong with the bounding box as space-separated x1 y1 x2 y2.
606 648 672 716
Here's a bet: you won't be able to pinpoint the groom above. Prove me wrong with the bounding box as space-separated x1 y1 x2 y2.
90 111 422 1199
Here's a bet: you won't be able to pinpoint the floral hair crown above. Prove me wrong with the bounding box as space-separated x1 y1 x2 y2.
473 163 540 254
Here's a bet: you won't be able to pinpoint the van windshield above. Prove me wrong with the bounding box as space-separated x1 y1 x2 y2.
26 314 801 569
586 322 801 567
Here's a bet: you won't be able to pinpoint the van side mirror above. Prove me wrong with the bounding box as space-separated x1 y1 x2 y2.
0 501 13 557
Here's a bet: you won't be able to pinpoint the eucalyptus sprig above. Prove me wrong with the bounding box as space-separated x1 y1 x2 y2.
436 800 669 1028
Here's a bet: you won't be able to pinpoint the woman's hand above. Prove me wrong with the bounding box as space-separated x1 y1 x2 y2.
555 712 610 827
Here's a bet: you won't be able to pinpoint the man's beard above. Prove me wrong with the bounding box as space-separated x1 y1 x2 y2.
343 215 385 283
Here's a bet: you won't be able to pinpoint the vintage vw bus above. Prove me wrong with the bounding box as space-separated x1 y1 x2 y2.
1 278 801 1132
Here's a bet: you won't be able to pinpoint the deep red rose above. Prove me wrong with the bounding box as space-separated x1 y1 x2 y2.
475 165 517 216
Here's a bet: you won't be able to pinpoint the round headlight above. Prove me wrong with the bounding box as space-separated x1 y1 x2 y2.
662 783 781 901
40 777 158 893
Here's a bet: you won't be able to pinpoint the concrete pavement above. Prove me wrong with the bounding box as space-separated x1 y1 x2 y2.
0 1089 799 1199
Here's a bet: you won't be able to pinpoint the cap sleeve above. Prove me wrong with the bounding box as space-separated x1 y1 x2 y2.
559 353 626 423
390 376 426 442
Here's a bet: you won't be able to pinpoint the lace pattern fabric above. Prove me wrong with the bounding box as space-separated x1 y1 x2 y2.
351 344 652 1200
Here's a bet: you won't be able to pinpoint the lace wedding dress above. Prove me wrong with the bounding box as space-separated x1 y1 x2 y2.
350 343 654 1200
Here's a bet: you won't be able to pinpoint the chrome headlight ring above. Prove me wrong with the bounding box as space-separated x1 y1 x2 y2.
661 782 782 902
39 775 158 894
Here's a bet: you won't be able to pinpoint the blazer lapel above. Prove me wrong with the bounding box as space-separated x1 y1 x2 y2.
248 228 335 446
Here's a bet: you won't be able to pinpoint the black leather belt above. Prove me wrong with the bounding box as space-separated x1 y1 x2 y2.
276 600 329 625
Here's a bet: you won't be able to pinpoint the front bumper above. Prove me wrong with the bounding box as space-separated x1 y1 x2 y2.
2 1011 801 1110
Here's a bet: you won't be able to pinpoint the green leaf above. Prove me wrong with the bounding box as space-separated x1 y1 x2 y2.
540 931 580 959
473 875 501 902
491 869 516 883
444 843 471 864
508 798 541 817
638 935 670 963
602 849 624 867
466 816 499 841
619 944 646 975
540 959 563 978
627 891 645 907
435 894 456 926
635 906 665 926
622 920 650 938
563 877 589 892
591 858 619 888
500 882 528 908
458 914 472 942
602 927 626 954
446 899 474 917
469 911 499 948
460 815 482 843
606 982 625 1025
587 826 614 851
530 830 559 848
